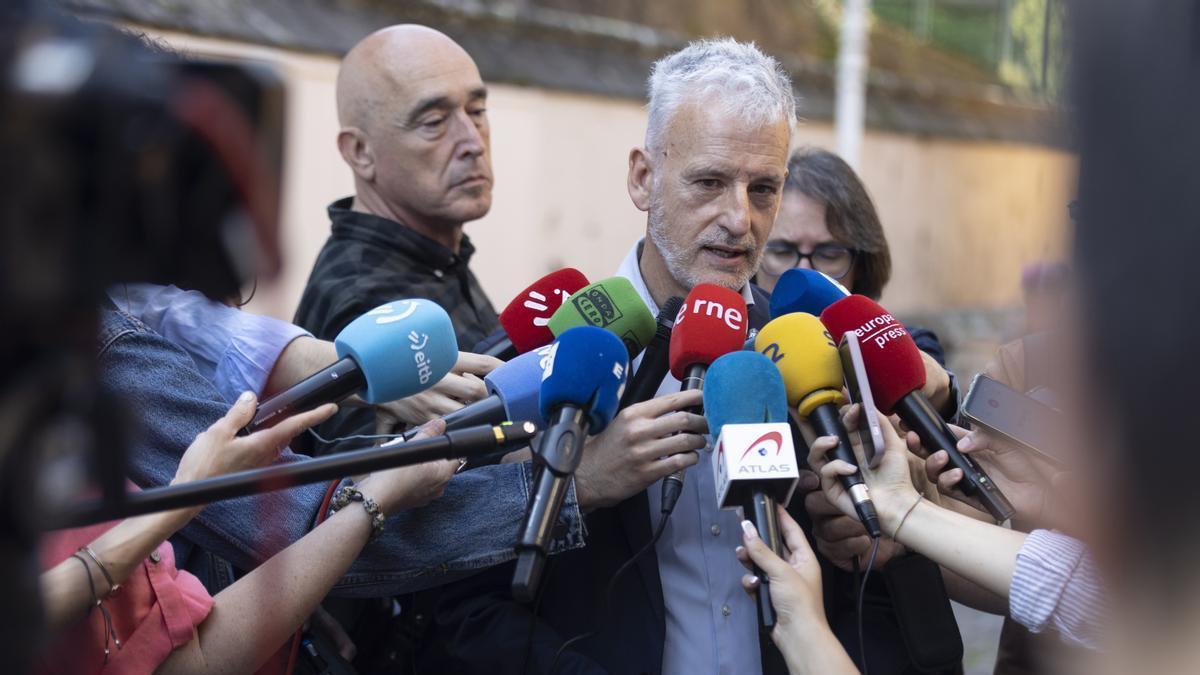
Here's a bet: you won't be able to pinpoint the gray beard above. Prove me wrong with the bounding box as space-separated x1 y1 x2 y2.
646 192 762 293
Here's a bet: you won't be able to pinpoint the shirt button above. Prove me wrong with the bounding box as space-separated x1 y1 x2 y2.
710 524 721 536
721 605 731 617
433 269 445 278
149 550 161 563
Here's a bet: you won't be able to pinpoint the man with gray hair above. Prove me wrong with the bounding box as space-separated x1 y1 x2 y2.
418 38 958 675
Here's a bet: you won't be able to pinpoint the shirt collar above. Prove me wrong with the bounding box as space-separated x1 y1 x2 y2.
615 237 756 316
327 196 476 272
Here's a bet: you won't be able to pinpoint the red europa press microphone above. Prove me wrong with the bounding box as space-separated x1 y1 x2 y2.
483 268 590 360
821 295 1016 521
660 283 748 515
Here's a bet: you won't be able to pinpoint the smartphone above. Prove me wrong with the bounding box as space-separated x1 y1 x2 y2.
961 374 1067 469
838 331 887 468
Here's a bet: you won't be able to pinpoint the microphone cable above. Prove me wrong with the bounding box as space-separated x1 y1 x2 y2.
852 535 881 675
546 508 672 674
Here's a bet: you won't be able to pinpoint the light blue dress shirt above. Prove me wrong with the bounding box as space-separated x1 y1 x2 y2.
107 283 311 404
615 241 764 675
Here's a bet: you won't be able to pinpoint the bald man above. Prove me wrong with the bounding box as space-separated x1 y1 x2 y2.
294 25 502 454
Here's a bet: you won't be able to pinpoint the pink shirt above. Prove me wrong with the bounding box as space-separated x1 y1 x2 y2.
37 520 214 675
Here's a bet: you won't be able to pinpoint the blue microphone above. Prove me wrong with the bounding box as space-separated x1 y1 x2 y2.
512 326 628 601
768 268 849 319
401 344 552 444
703 350 794 632
246 299 456 432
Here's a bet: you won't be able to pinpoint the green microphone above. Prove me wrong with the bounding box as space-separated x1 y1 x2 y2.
547 276 656 358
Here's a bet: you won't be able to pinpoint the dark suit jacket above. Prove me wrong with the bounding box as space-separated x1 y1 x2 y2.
417 287 962 675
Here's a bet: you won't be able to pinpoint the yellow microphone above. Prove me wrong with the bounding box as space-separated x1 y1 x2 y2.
754 312 881 537
754 313 845 417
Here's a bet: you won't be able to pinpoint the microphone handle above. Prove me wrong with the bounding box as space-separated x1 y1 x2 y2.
748 488 780 631
402 395 508 441
48 421 538 530
482 337 518 361
620 340 671 408
894 392 1016 522
661 363 706 514
512 405 589 602
808 403 881 537
244 356 364 434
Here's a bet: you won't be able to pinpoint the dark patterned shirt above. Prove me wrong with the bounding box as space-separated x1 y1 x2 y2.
293 197 500 454
294 197 499 346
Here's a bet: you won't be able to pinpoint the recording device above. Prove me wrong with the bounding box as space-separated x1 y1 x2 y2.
546 276 657 358
839 330 886 469
962 374 1067 468
54 421 539 529
619 296 684 409
484 268 590 360
768 268 849 319
821 296 1015 522
245 299 457 433
755 312 881 537
512 327 629 602
661 284 748 514
1 10 288 667
705 351 797 632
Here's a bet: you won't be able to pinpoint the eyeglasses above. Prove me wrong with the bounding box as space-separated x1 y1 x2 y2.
759 241 856 280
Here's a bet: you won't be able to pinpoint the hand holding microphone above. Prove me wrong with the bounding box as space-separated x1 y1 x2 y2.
822 296 1016 522
755 312 881 537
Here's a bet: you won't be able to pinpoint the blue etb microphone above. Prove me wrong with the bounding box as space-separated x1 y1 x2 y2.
513 326 628 601
246 298 456 433
768 268 850 319
703 350 796 633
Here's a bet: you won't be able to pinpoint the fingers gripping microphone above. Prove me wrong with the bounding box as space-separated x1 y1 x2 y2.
755 313 882 538
547 276 657 358
401 344 552 441
512 327 628 602
821 296 1016 522
705 351 796 632
619 296 684 409
661 284 748 515
245 299 456 433
768 268 850 319
485 268 590 360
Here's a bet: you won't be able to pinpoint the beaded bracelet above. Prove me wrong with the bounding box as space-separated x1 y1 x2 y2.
328 484 386 542
71 552 121 663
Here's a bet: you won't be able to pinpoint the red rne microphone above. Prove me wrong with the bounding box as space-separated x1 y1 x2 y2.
661 283 748 514
485 268 590 360
821 296 1015 521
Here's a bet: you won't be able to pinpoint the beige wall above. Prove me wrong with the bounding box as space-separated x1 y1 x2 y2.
142 28 1075 322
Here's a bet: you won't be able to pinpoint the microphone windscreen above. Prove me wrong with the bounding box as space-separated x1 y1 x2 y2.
335 299 457 403
668 284 749 379
485 345 552 424
499 268 590 354
754 312 846 416
539 326 629 433
702 351 789 437
820 295 925 415
547 276 656 357
768 268 850 319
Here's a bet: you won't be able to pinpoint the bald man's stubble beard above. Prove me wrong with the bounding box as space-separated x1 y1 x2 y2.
647 195 762 294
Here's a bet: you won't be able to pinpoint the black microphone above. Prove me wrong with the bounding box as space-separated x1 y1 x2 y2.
245 299 457 434
619 296 683 409
51 421 539 529
511 327 628 602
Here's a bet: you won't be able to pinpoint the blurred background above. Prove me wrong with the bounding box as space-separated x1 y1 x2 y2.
58 1 1073 669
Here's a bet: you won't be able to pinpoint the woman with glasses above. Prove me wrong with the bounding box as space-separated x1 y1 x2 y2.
755 148 963 602
754 148 891 299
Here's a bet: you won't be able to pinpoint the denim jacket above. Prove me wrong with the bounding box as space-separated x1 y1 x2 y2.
97 304 584 596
